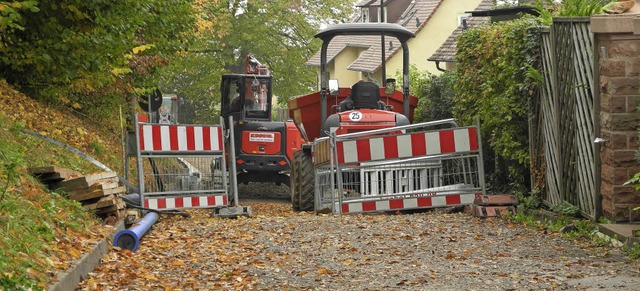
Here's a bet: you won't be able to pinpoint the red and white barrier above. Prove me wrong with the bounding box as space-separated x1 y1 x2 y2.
336 127 478 164
315 120 485 215
144 195 228 210
138 124 223 153
340 193 477 213
134 116 231 212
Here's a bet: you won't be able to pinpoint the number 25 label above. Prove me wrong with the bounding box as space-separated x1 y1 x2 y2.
349 111 362 121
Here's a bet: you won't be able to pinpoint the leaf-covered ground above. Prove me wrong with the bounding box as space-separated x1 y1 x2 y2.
0 80 121 288
79 201 640 290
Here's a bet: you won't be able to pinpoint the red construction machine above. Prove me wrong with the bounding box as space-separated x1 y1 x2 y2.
288 23 419 211
220 55 304 186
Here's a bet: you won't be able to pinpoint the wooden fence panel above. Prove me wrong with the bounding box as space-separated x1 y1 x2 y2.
534 17 598 219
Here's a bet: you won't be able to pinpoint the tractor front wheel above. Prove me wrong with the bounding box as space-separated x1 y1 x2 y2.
297 150 315 212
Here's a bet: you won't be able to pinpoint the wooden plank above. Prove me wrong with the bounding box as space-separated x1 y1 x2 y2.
83 195 121 210
68 186 126 202
95 201 126 214
29 166 82 183
65 180 120 196
53 171 118 190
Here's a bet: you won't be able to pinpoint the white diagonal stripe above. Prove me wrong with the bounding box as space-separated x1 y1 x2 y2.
461 193 476 204
348 203 362 213
194 126 204 151
211 127 220 151
404 198 418 208
178 126 187 151
183 197 192 208
370 137 385 161
199 196 208 207
215 196 224 205
376 200 390 211
425 132 441 155
166 198 175 209
343 141 358 163
143 125 154 151
431 195 446 207
161 125 171 151
454 129 471 152
147 199 158 210
397 135 412 158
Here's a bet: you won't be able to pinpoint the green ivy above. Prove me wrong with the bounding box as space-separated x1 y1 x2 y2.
455 16 542 190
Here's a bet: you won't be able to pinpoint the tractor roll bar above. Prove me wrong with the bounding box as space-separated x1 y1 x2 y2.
315 23 415 131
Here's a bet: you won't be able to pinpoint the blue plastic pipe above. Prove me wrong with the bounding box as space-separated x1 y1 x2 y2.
113 212 159 252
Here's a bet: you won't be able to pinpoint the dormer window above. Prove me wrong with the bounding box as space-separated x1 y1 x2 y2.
361 8 369 23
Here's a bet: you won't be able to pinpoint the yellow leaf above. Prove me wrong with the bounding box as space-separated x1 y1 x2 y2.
76 127 85 135
72 102 81 109
316 267 333 275
132 44 155 54
140 274 158 280
171 261 186 267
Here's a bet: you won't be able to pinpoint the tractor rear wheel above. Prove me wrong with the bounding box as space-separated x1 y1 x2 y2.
290 150 302 211
298 150 315 211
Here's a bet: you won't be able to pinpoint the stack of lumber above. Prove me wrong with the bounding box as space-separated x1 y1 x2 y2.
30 167 127 223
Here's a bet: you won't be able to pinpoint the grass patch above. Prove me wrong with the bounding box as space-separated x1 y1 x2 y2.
0 114 106 289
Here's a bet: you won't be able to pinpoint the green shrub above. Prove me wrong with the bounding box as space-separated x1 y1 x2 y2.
455 16 541 192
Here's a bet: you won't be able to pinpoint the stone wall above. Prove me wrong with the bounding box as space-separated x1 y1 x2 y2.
593 15 640 222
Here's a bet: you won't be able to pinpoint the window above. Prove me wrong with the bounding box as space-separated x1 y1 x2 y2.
362 8 369 23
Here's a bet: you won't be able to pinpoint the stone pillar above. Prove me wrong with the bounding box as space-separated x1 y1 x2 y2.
592 14 640 222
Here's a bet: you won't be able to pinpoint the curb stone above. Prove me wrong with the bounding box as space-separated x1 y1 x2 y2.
48 220 125 291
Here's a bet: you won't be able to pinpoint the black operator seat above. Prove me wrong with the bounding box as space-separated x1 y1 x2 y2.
339 81 385 111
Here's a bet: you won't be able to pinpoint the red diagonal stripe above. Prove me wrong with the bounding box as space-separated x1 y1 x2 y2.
175 197 184 208
356 139 371 162
152 125 162 151
336 141 345 164
169 125 179 150
468 128 478 151
341 203 349 213
202 127 212 151
417 197 432 207
207 196 216 206
362 201 376 211
389 199 404 209
439 130 455 153
217 128 224 150
157 198 166 209
191 196 200 207
139 125 145 151
186 126 195 150
446 195 461 205
411 133 426 156
383 136 398 159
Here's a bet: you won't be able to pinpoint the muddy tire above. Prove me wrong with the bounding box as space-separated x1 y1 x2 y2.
290 150 302 211
298 150 315 211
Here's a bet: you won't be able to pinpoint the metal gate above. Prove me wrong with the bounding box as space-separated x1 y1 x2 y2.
314 119 486 214
134 115 231 210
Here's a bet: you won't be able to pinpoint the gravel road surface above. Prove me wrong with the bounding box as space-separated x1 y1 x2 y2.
79 184 640 290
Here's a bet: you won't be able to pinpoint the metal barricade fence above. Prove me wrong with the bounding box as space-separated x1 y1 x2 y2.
314 119 486 214
134 115 231 210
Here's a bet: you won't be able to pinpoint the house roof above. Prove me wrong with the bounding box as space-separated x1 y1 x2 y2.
427 0 494 63
306 0 443 73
